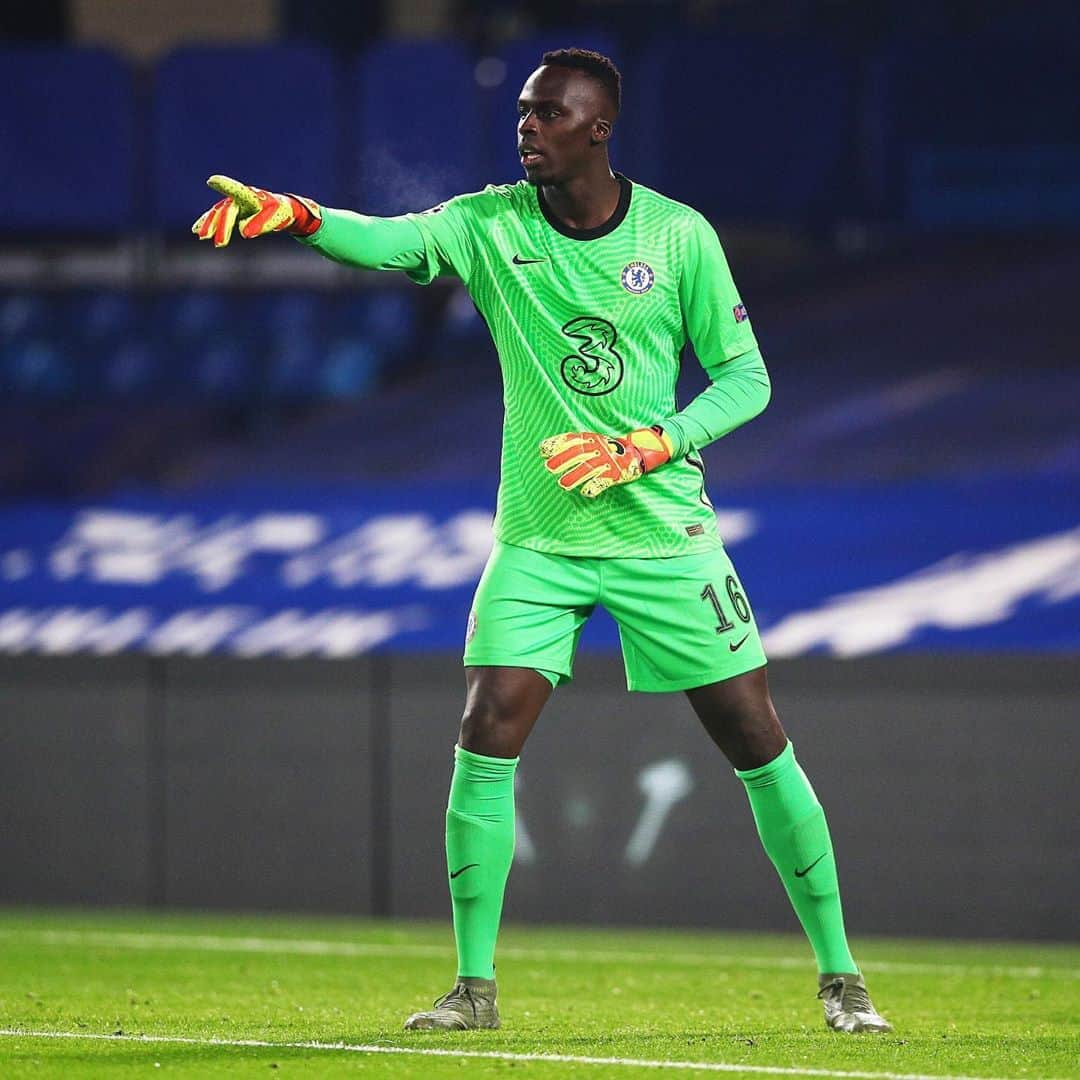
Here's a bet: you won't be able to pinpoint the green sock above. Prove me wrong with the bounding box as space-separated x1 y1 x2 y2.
736 741 857 974
445 745 518 979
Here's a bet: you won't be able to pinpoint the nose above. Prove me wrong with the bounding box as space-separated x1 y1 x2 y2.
518 110 537 136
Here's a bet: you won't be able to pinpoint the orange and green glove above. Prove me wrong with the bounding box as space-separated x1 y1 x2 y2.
539 426 674 498
191 174 322 248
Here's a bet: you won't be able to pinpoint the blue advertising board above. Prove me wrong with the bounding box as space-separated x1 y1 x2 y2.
0 478 1075 658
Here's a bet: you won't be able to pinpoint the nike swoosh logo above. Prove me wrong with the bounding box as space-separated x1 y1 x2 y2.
729 633 750 652
512 254 546 265
794 853 827 878
449 863 479 879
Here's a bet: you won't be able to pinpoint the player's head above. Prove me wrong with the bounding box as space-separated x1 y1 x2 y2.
517 48 621 185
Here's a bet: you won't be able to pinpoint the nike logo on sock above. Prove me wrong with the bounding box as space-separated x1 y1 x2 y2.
794 853 827 878
450 863 480 879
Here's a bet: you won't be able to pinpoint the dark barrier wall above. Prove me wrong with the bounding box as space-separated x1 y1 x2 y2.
1 654 1076 940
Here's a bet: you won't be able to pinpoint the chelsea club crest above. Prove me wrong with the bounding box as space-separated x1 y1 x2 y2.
621 261 655 294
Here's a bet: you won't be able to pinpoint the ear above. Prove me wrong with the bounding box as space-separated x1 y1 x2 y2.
591 118 612 145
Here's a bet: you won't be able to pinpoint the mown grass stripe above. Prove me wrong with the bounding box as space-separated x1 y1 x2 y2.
1 928 1075 981
0 1029 1032 1080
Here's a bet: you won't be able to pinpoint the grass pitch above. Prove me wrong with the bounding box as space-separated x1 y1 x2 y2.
0 908 1076 1078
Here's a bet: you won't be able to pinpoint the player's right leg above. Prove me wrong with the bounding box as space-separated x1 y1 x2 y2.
404 542 596 1032
403 665 549 1032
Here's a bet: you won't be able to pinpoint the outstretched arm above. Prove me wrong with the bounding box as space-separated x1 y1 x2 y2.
297 208 427 272
191 175 427 273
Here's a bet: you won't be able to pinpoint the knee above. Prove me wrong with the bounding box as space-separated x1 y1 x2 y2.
728 704 787 770
459 699 523 758
689 675 787 770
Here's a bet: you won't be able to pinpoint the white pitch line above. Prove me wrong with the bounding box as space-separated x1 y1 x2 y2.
1 928 1076 981
0 1029 1036 1080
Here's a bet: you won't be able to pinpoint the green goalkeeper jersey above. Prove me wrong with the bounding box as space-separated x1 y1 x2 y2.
314 175 760 558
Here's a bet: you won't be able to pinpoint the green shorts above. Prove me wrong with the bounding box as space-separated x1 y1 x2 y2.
463 540 768 693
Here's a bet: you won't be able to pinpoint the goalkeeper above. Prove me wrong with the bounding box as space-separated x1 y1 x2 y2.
194 48 891 1036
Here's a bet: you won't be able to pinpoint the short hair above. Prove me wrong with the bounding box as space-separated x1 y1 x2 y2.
541 47 621 116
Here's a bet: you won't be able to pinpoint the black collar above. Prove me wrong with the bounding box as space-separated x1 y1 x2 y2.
537 173 632 241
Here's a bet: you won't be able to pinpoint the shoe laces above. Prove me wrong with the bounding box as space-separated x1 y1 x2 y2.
817 977 873 1014
433 982 480 1019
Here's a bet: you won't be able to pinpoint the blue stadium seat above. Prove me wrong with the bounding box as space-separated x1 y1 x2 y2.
365 289 417 351
320 339 381 398
147 290 256 400
433 283 493 366
0 292 79 398
486 33 619 184
331 289 417 352
633 36 857 222
61 291 139 397
316 288 415 398
265 337 325 401
193 340 255 401
868 37 1080 222
0 292 52 345
3 339 76 398
98 338 165 398
250 290 323 341
153 46 338 231
251 290 329 401
353 41 483 214
68 291 137 348
876 37 1079 150
0 48 135 232
156 290 234 343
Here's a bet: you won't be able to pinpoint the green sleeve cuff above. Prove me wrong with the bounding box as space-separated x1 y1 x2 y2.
660 417 691 461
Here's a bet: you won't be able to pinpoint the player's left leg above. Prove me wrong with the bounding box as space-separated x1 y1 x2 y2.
685 669 890 1032
602 547 890 1033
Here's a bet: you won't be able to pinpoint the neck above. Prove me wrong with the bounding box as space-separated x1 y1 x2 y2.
540 164 621 231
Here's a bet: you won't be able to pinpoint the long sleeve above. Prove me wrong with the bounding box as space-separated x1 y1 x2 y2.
298 190 493 285
662 346 771 458
296 207 428 272
661 212 768 459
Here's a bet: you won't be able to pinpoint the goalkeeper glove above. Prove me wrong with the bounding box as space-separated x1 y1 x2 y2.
539 426 674 498
191 174 322 248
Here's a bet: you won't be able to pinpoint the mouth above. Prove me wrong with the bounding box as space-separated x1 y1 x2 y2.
519 147 544 168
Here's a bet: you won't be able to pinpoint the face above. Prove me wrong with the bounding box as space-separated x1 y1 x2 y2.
517 65 613 184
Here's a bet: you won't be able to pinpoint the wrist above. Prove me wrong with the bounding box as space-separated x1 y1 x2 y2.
285 194 322 237
655 417 689 461
626 425 674 473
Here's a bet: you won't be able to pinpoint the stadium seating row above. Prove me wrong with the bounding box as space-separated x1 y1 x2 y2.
0 288 478 401
6 34 1078 232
